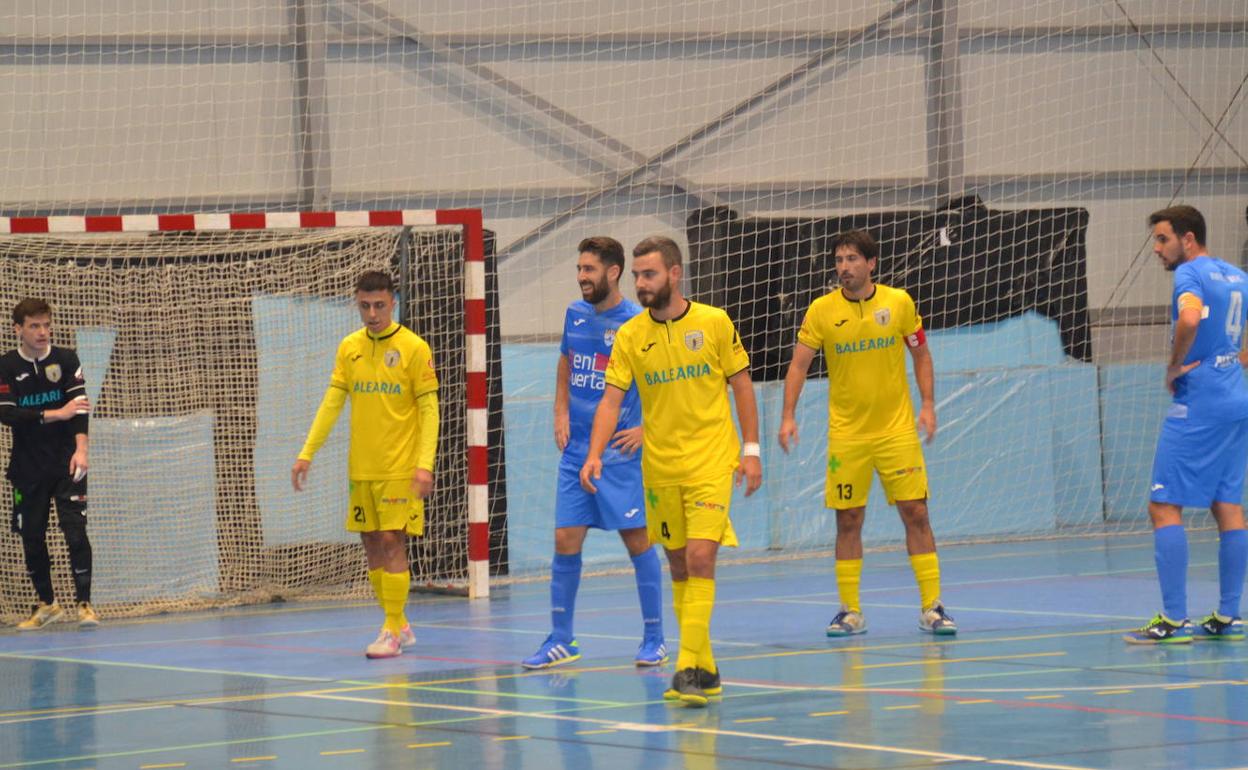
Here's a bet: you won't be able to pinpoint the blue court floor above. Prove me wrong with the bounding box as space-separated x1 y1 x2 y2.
3 532 1248 769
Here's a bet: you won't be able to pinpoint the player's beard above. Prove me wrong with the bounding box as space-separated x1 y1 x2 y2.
581 275 611 305
637 278 672 310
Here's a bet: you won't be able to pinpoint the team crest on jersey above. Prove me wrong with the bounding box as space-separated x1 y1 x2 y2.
384 350 400 368
873 308 891 326
45 364 61 383
685 330 704 351
603 328 616 347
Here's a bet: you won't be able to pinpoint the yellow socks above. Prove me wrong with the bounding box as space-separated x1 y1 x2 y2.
379 570 410 635
835 559 863 612
910 552 941 610
675 576 716 672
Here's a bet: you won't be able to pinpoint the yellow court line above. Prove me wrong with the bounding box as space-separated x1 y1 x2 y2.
854 651 1067 670
732 717 775 724
809 710 849 717
958 699 994 705
140 764 187 769
574 729 618 735
883 704 921 711
303 691 1097 770
724 627 1122 664
407 742 452 749
494 735 530 742
1094 690 1133 696
319 749 365 756
230 757 277 763
0 623 1138 720
1163 683 1203 690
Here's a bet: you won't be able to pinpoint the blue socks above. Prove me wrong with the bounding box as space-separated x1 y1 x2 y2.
631 547 664 641
1218 529 1247 618
1154 524 1189 621
550 552 582 643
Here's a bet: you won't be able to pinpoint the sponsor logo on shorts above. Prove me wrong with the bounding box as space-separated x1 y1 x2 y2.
380 496 410 505
1151 483 1165 492
693 500 725 512
893 466 922 477
623 507 640 519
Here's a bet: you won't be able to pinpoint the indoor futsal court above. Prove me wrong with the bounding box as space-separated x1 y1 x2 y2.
4 533 1248 769
1 1 1247 769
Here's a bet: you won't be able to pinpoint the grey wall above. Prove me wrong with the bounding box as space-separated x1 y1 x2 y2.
1 1 1245 348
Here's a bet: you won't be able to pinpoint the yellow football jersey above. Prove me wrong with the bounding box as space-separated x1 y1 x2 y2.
605 301 750 486
328 322 439 480
797 284 924 439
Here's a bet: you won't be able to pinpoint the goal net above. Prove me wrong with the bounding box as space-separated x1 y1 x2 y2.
0 2 1245 582
0 215 499 622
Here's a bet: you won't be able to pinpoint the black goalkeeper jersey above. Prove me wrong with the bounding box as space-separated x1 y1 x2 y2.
0 347 89 484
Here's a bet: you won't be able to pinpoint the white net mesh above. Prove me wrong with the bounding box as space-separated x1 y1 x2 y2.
0 2 1246 584
0 226 475 621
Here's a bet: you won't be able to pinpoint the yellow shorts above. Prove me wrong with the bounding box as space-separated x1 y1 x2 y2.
348 479 424 536
825 431 927 509
645 473 739 550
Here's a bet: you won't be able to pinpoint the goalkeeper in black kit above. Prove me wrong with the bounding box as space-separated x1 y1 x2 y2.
0 298 98 630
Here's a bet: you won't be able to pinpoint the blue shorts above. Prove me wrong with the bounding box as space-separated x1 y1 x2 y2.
555 461 646 531
1150 416 1248 507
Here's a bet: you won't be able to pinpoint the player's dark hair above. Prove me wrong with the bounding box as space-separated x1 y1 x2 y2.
1149 205 1207 247
633 235 683 269
831 229 879 261
12 298 51 326
355 270 396 294
578 236 625 278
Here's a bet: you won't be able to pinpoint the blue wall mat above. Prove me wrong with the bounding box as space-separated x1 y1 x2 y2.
1099 364 1169 523
924 312 1069 370
500 313 1110 575
252 296 359 547
90 413 220 604
73 326 117 405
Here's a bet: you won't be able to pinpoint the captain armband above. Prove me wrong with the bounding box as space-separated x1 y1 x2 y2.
1176 292 1203 314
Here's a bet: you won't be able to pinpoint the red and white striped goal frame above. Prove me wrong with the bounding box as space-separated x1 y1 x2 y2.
0 209 492 599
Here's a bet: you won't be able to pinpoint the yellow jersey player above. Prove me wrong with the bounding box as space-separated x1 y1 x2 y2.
778 229 956 637
581 235 762 707
291 270 440 658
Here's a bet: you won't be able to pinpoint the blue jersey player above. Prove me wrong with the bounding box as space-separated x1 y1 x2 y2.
522 236 667 669
1127 206 1248 644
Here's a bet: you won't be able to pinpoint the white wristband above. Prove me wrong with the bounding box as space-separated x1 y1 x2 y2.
742 442 761 457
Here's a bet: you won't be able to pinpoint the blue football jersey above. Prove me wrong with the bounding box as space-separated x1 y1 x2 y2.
1170 255 1248 422
560 299 643 466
